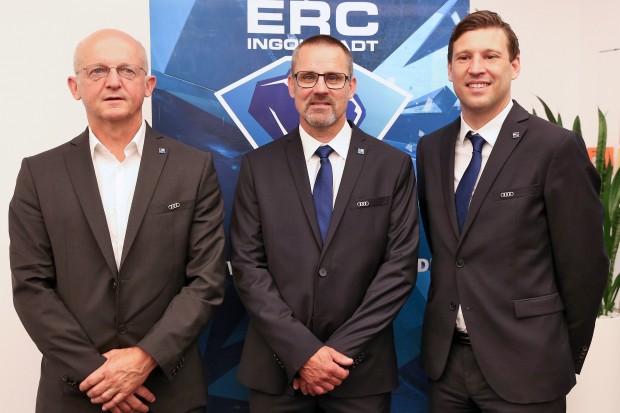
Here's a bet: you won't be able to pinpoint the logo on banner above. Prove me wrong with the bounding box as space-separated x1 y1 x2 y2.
215 57 411 148
247 0 380 51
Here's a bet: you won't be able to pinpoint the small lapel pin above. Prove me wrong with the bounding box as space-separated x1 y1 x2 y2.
168 202 181 211
357 148 365 155
512 132 520 139
158 148 166 154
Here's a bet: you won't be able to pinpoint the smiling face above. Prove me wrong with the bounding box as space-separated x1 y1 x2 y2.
449 27 520 129
288 43 356 142
67 29 156 131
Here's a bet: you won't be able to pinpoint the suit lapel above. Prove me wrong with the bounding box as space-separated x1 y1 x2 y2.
440 119 461 239
64 129 117 275
460 103 529 238
322 125 367 252
285 129 323 247
120 125 167 267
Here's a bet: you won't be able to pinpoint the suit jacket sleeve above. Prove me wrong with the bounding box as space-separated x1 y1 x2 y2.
137 153 227 380
10 158 106 380
544 131 608 373
231 155 324 382
325 153 419 356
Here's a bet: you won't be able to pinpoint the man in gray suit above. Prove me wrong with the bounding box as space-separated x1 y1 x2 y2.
417 10 608 412
9 29 226 413
231 34 419 412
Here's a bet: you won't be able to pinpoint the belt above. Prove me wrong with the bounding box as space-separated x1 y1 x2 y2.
453 329 471 346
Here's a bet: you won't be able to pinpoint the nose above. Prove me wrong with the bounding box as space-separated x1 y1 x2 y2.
313 76 329 93
468 55 486 74
105 67 122 88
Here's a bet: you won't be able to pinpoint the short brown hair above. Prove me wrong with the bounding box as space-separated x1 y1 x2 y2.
448 10 520 62
291 34 353 76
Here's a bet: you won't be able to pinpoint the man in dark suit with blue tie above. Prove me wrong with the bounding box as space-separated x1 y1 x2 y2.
416 10 608 412
231 34 419 412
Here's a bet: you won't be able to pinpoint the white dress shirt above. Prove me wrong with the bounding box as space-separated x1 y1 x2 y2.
454 101 513 332
300 122 352 207
89 122 146 269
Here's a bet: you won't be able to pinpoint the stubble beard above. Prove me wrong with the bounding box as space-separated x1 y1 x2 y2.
303 97 337 128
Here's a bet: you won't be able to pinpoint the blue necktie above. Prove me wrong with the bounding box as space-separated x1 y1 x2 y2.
455 132 485 232
313 145 334 242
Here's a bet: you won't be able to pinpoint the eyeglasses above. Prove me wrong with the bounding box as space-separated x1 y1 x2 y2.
79 64 147 80
293 71 349 90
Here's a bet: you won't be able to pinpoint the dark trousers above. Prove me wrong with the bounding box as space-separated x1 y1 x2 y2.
249 389 391 413
429 341 566 413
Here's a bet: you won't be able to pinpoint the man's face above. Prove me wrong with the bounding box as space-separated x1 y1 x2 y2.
68 31 156 126
448 27 520 126
288 44 356 139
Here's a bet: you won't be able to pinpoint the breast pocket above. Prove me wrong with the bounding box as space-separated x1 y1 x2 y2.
493 184 539 201
349 196 390 210
149 199 195 215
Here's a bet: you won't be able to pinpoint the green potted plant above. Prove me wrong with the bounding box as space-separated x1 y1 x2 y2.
534 98 619 316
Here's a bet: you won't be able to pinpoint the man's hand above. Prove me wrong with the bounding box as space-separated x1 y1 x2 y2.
79 347 157 412
293 346 353 396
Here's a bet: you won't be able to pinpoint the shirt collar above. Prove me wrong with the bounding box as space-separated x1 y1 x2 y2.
89 121 147 158
458 100 514 147
299 121 352 161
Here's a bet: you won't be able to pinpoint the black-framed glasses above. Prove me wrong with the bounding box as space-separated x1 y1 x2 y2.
79 64 147 80
293 71 349 90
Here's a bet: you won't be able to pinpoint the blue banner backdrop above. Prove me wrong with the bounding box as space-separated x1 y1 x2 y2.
150 0 468 411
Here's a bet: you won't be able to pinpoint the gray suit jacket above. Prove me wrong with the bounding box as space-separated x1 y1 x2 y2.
231 122 419 397
10 125 226 412
417 102 608 403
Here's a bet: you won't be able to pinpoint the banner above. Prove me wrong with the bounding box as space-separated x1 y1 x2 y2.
150 0 468 410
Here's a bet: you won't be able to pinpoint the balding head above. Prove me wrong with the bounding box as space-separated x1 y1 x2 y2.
73 29 148 74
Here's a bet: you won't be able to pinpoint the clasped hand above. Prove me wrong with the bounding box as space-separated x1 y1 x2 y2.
79 347 157 413
293 346 353 396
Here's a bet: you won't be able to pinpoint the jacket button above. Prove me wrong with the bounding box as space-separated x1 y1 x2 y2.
318 268 327 277
112 280 117 290
456 259 464 268
450 302 457 311
118 324 127 335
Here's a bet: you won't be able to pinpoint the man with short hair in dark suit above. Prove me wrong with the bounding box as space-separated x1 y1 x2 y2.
416 10 608 413
231 34 419 413
10 29 226 413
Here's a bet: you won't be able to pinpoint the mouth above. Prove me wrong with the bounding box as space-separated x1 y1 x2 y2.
467 81 491 89
103 96 125 102
308 99 333 109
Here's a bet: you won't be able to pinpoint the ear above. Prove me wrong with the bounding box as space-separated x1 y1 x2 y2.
448 61 454 82
67 76 81 100
347 75 357 100
511 55 521 80
288 74 295 98
144 75 157 97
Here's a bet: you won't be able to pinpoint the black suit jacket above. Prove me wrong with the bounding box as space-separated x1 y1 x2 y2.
417 102 608 403
231 122 419 397
10 125 226 412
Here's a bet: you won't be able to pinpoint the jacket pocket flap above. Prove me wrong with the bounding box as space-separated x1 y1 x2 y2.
514 292 564 318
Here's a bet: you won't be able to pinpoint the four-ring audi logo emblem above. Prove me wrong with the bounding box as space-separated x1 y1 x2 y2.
168 202 181 210
357 201 370 207
500 191 514 198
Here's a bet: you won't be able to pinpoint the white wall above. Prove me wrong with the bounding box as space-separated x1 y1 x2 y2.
1 1 618 411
